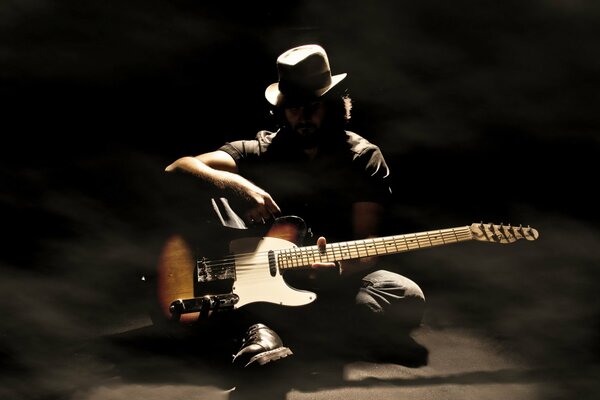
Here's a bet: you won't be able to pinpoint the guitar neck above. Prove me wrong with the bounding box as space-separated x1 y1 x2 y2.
276 226 474 270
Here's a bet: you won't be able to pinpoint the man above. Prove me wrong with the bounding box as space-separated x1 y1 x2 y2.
165 44 425 367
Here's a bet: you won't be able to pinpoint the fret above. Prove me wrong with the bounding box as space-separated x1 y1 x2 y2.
392 236 400 252
361 239 371 257
426 232 433 247
371 238 379 255
353 240 361 259
395 235 409 252
309 245 317 264
438 230 447 244
408 234 420 250
280 226 473 270
341 242 352 260
290 248 297 267
417 233 428 248
278 250 284 270
429 230 441 245
317 245 324 263
285 249 291 268
279 251 286 270
328 243 336 261
333 243 343 261
452 228 460 243
384 238 396 255
302 246 310 266
294 248 302 268
297 246 305 266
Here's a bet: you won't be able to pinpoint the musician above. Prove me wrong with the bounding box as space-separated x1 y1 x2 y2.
165 45 426 367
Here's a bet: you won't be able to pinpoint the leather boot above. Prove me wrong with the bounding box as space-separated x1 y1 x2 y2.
232 323 293 368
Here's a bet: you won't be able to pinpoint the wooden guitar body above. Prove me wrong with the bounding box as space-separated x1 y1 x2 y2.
157 216 314 324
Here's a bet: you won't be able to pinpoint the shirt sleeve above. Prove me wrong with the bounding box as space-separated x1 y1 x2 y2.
351 145 393 204
218 130 275 164
218 140 261 162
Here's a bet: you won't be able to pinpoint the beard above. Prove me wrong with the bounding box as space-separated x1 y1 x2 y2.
293 123 321 148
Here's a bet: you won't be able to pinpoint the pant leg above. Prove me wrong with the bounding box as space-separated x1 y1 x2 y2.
349 269 428 365
355 269 426 331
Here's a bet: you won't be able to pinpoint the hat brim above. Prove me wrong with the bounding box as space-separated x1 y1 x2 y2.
265 73 347 106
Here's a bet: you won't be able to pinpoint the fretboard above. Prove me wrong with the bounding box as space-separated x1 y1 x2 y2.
276 226 473 270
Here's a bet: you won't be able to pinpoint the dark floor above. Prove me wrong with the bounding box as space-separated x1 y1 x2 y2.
1 209 599 400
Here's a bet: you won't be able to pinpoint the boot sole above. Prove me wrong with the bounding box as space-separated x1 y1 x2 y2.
246 346 293 367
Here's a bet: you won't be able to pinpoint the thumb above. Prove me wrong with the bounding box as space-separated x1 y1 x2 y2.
316 236 327 253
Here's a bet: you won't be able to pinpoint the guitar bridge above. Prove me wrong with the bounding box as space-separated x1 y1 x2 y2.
197 257 236 283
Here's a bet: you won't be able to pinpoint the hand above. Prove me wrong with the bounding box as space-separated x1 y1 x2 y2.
308 236 341 280
235 180 281 225
310 237 340 279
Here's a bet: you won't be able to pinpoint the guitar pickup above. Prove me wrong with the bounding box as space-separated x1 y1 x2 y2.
169 294 240 317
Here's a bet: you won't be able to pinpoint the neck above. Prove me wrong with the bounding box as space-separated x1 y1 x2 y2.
303 146 319 160
276 226 474 270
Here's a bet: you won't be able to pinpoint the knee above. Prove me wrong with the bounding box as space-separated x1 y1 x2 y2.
355 269 425 329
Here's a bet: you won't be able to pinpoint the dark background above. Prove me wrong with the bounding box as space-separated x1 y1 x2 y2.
1 0 599 399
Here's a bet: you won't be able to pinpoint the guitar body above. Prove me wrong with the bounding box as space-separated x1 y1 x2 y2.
156 216 316 324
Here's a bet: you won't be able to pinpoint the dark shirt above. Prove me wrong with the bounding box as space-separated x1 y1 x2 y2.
219 128 391 243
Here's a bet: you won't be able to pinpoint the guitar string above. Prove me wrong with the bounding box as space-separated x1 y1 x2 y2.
203 223 531 270
203 230 473 270
204 231 475 271
200 231 474 274
201 228 472 266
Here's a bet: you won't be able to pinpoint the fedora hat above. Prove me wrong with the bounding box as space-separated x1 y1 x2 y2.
265 44 347 106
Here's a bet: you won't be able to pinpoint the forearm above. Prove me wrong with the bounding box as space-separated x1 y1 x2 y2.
165 156 254 196
165 155 281 220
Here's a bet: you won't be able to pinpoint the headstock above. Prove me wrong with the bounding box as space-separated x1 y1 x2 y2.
470 222 539 244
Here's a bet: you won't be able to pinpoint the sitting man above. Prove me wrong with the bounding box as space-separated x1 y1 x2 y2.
164 44 426 367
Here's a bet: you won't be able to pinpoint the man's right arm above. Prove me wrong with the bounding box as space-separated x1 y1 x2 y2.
165 150 280 223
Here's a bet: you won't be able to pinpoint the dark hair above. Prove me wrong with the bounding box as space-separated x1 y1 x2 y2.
269 91 353 132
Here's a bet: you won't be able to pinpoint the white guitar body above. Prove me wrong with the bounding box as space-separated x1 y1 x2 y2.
229 236 317 308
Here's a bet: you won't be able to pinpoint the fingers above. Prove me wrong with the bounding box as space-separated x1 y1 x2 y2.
311 236 337 269
311 262 338 269
244 191 281 225
244 210 268 225
264 194 281 216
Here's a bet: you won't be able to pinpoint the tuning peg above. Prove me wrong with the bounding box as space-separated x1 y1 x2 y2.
488 222 500 241
503 223 514 240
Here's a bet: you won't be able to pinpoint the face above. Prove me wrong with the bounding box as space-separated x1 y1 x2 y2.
284 100 326 146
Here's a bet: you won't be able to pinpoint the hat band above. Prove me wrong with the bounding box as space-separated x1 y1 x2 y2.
278 71 332 95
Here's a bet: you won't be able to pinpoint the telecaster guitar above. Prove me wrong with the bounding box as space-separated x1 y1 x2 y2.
156 217 539 324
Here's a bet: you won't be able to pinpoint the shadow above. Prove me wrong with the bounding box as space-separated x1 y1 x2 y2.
89 319 430 400
75 321 587 400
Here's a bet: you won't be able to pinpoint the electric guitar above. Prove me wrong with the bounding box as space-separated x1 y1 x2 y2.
156 216 539 324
